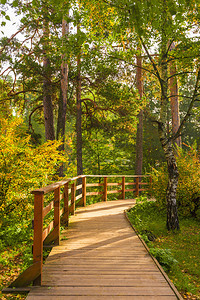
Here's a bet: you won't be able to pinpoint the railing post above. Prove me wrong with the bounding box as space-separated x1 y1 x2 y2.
149 176 152 197
122 176 125 200
33 193 44 286
103 176 107 201
63 182 69 226
54 187 60 245
71 182 76 214
82 176 86 207
135 176 139 197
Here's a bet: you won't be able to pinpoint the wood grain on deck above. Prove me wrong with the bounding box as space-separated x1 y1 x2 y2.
27 200 180 299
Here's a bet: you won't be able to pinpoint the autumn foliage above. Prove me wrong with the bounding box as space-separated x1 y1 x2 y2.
0 116 66 235
150 145 200 218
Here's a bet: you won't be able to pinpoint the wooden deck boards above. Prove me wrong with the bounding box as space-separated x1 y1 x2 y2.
27 199 181 299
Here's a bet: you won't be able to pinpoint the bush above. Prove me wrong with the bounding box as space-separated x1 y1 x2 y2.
149 248 178 272
150 145 200 217
0 116 67 239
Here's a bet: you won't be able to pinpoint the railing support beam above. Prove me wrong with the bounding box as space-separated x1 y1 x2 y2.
122 176 125 200
63 182 69 226
33 193 44 286
71 182 76 214
135 176 139 197
82 176 86 207
103 177 107 201
54 187 60 245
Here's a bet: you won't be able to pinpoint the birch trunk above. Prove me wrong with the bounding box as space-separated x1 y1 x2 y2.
158 124 180 230
159 3 179 230
169 42 181 148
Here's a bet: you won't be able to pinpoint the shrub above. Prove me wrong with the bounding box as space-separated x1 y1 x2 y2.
149 248 178 272
0 116 66 237
150 145 200 217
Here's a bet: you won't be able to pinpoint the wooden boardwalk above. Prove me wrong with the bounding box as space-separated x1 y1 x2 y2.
27 199 181 299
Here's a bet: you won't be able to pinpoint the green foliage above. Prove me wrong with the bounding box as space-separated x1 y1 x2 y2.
150 145 200 217
149 248 178 272
127 201 200 298
0 116 66 233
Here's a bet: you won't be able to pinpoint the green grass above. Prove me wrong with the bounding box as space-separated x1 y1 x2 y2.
127 199 200 300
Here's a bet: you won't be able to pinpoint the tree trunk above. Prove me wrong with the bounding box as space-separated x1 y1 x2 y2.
135 52 143 176
76 38 83 177
169 42 181 148
43 21 55 141
56 19 69 176
159 5 179 230
158 124 180 230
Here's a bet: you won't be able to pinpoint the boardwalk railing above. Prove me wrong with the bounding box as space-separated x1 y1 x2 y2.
8 174 151 289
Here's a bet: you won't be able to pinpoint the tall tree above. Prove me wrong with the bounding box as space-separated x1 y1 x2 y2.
76 22 83 177
135 49 143 175
104 0 200 230
169 42 181 148
57 17 69 176
42 18 55 141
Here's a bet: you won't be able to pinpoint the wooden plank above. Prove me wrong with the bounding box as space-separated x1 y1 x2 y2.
42 220 54 241
107 182 122 186
86 183 103 187
135 177 139 196
125 188 135 192
122 176 125 200
33 193 43 286
27 296 177 300
75 194 82 201
26 286 175 296
86 175 150 178
43 277 169 287
8 261 41 288
107 189 122 194
43 200 54 217
76 184 82 191
31 180 70 195
86 191 103 196
125 182 135 186
53 187 60 245
71 182 76 215
103 177 107 201
82 176 86 207
62 182 69 225
60 207 64 217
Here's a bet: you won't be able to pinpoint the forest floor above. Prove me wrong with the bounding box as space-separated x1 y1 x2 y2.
127 199 200 300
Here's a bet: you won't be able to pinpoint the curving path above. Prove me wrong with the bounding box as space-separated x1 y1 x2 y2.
27 199 182 299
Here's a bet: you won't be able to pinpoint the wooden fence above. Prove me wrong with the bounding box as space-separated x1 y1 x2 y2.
8 174 151 289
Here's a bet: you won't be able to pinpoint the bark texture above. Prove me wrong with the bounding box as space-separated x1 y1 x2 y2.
43 22 55 141
135 53 143 175
169 42 181 148
56 19 69 176
76 48 83 177
158 124 180 230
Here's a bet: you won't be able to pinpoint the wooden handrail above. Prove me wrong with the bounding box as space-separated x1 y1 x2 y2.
9 174 151 288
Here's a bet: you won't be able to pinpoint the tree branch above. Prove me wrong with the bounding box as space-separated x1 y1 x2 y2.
0 25 26 56
172 67 200 141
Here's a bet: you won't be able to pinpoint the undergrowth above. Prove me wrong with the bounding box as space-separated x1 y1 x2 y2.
127 196 200 300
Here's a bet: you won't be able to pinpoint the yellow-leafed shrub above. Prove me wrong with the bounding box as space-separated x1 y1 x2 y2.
150 145 200 218
0 116 66 228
